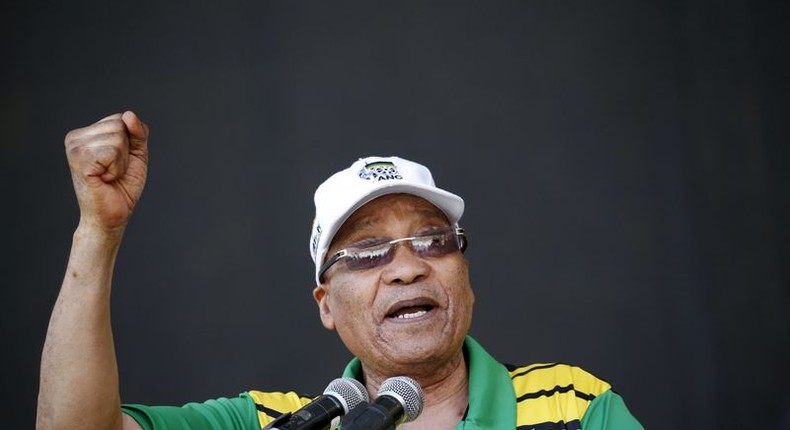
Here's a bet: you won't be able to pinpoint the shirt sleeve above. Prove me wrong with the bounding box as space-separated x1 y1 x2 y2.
580 390 644 430
121 392 260 430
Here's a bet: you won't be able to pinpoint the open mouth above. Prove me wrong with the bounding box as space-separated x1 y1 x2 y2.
385 299 438 321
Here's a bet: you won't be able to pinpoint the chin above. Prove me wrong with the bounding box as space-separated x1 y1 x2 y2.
383 334 457 364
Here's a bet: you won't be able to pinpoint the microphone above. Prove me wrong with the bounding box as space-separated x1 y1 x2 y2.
263 377 369 430
339 376 424 430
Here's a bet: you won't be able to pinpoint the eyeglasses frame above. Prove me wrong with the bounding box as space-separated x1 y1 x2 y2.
318 226 467 283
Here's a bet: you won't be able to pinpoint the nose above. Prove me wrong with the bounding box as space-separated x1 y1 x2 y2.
381 242 430 285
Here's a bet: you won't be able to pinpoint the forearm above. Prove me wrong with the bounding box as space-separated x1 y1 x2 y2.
37 223 127 430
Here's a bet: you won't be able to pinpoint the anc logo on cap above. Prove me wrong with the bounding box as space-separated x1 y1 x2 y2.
358 161 403 181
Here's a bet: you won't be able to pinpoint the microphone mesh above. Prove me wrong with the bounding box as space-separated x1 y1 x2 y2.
378 376 424 422
324 378 369 413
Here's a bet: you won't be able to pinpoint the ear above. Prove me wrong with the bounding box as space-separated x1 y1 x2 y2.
312 285 336 330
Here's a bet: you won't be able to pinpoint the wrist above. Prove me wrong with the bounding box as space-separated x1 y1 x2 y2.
74 220 126 252
65 220 127 296
76 217 127 238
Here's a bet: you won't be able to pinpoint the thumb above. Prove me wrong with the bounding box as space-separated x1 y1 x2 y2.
121 111 149 147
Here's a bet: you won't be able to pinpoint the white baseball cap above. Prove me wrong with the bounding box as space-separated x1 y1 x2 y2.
309 156 465 284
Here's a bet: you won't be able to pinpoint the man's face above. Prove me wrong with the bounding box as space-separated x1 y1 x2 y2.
313 194 474 377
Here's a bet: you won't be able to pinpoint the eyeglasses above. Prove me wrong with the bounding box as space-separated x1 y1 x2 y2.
318 226 467 282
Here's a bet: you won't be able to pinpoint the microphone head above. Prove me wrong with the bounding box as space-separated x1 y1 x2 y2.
324 378 370 414
378 376 424 422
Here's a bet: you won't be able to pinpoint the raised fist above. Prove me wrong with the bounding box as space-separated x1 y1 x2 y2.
65 111 149 231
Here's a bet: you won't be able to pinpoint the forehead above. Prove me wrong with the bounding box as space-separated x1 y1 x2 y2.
333 194 449 243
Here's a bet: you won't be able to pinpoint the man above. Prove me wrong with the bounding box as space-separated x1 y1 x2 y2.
37 111 644 430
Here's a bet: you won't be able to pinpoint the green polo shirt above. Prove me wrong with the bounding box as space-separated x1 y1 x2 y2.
123 336 642 429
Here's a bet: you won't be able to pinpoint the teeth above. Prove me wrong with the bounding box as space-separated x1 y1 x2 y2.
397 310 427 319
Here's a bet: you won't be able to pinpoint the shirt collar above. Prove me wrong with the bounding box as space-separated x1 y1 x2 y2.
341 336 515 429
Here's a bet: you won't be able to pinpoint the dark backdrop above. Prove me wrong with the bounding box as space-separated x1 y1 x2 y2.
3 1 788 428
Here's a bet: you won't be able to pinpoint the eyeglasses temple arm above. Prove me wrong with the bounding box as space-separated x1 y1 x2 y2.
318 250 348 283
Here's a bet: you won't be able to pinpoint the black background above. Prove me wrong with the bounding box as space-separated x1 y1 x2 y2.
3 1 789 428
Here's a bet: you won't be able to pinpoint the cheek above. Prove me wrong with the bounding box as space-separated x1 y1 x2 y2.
326 280 374 327
330 295 355 323
448 260 474 310
454 285 475 319
329 290 376 351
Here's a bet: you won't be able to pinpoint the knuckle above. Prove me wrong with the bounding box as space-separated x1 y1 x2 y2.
67 137 124 164
64 130 76 146
65 119 126 145
99 119 126 134
66 143 83 160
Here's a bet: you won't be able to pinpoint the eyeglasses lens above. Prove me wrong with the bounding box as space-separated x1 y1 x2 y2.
344 243 394 271
343 230 461 271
